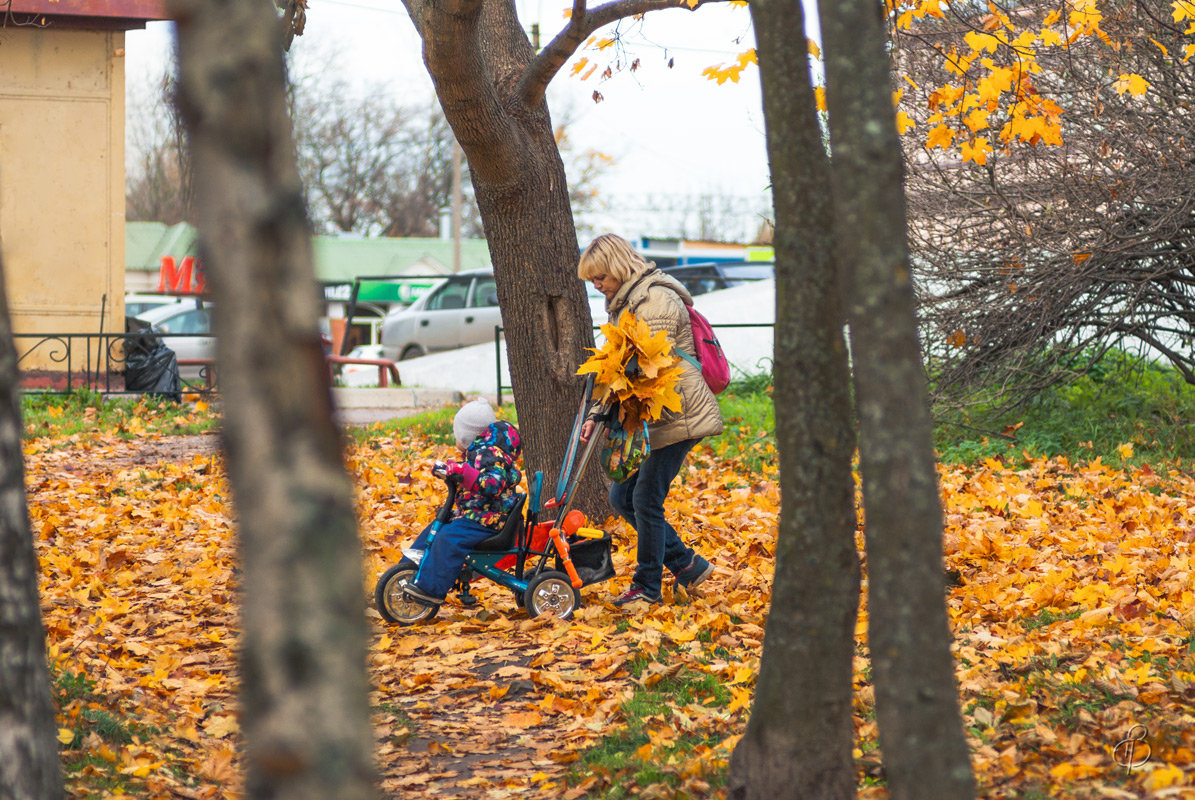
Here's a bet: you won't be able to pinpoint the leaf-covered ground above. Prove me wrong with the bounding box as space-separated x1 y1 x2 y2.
23 427 1195 798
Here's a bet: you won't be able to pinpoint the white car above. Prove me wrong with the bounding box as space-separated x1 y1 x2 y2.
124 293 194 318
130 301 215 381
379 270 608 362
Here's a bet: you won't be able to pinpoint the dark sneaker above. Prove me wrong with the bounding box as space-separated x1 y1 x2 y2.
676 555 715 589
402 582 444 607
612 585 661 607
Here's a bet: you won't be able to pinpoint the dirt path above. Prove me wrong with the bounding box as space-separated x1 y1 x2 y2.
31 432 640 800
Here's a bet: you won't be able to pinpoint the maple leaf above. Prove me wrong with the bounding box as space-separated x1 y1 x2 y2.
961 137 992 165
1113 73 1150 96
964 30 1000 54
964 107 990 133
927 124 955 149
1038 27 1063 47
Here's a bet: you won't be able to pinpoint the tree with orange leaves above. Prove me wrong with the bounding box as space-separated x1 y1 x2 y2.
891 0 1195 409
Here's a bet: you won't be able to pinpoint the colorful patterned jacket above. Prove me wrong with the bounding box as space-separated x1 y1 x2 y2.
450 421 523 529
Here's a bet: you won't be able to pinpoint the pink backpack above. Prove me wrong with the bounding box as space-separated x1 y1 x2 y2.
677 306 731 394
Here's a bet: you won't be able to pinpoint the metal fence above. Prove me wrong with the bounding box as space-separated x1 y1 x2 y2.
494 322 774 405
15 332 218 396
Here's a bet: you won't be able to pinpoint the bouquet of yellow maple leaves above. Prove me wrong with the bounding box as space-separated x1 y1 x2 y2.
577 311 684 431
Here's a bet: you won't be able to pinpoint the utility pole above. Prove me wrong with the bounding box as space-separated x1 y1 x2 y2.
451 139 463 273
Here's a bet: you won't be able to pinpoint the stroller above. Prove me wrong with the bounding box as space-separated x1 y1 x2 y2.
374 376 616 625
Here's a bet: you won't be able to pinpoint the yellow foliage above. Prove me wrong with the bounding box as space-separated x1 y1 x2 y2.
961 136 992 165
927 123 955 149
577 311 683 430
965 30 1001 54
1114 73 1150 96
964 107 990 132
1144 764 1187 789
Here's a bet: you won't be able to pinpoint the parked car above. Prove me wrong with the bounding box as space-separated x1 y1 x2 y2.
129 301 214 381
379 270 607 361
123 293 194 318
661 261 774 297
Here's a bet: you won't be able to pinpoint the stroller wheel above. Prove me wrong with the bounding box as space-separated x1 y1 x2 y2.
375 565 439 625
524 570 581 620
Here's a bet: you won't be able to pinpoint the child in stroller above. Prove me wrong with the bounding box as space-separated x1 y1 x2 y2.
374 379 619 625
400 398 521 607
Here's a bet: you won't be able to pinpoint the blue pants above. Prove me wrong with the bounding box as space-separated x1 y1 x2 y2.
409 518 497 600
609 438 699 596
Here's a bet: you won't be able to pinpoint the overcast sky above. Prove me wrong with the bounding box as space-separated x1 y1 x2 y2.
125 0 817 240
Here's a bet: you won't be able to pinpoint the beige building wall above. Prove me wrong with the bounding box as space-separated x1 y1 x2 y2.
0 26 125 364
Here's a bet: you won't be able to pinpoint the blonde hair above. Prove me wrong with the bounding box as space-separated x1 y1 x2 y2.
577 233 653 284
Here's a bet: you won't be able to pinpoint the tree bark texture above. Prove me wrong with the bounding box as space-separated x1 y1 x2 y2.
401 0 609 518
0 253 66 800
171 2 376 798
727 1 860 797
820 3 975 798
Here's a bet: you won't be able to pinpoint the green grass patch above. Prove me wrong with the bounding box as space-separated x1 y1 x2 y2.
934 349 1195 466
344 373 778 472
343 400 521 445
1022 608 1083 630
52 665 162 797
22 390 217 442
569 644 731 798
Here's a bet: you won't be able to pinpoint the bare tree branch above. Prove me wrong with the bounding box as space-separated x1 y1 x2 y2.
898 0 1195 412
517 0 731 106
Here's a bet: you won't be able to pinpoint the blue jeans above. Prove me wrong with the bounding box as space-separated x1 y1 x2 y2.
409 518 496 600
609 438 699 597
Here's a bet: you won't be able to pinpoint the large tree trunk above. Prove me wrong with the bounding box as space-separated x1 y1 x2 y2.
727 0 860 797
401 0 608 517
171 2 376 798
0 252 65 800
820 3 975 798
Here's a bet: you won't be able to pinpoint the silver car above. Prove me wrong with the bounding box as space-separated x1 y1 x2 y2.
130 301 215 381
379 270 608 361
379 270 504 361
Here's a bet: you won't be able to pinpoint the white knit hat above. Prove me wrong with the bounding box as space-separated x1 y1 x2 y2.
453 398 496 450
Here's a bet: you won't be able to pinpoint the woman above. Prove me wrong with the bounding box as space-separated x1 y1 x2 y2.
578 233 724 607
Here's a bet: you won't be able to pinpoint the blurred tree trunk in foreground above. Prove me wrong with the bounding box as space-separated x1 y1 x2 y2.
0 251 65 800
171 1 376 798
822 1 975 798
727 0 861 797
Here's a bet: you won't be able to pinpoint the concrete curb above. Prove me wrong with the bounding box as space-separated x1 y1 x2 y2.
332 387 466 426
332 387 464 409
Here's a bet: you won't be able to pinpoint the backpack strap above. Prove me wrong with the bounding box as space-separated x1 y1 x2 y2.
676 348 701 370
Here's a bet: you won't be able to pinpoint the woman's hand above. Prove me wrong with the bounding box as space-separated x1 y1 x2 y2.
580 420 596 443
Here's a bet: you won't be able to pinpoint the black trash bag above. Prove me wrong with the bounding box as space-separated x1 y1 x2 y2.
124 324 181 402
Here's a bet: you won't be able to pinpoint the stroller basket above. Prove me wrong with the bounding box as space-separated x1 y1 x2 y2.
556 535 615 586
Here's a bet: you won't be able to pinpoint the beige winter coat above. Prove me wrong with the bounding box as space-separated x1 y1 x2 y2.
600 269 724 450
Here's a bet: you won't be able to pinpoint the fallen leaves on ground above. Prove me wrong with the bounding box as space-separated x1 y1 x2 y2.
23 427 1195 798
